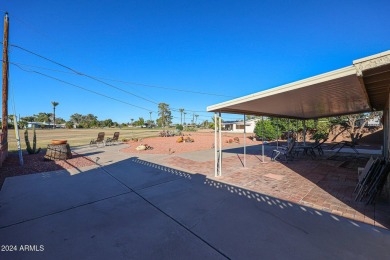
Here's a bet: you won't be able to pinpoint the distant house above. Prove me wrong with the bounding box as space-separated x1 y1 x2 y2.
356 116 382 127
27 122 65 129
222 119 259 133
367 116 381 127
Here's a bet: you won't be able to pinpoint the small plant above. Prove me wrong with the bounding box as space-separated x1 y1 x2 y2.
234 137 240 143
228 139 233 143
24 125 41 154
176 137 183 143
176 124 183 131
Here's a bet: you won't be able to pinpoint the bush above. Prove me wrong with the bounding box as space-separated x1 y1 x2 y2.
254 119 278 141
176 124 184 131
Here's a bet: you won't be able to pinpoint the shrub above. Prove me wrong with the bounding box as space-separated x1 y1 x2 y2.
176 124 184 131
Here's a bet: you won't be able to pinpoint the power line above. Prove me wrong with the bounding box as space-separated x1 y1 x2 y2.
6 44 244 120
12 63 154 112
8 44 233 115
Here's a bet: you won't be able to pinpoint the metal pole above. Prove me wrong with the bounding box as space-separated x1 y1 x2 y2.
276 117 279 149
244 114 246 167
303 120 306 145
13 115 23 166
262 116 265 163
214 113 217 177
218 112 222 176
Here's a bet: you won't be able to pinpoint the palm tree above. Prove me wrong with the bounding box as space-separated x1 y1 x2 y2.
179 108 184 126
195 114 199 126
131 118 134 126
183 112 187 125
51 101 59 129
149 111 152 122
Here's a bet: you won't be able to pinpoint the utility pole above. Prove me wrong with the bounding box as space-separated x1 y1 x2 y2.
1 12 9 160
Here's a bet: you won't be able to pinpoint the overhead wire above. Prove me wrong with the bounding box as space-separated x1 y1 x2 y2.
5 43 244 121
12 62 154 112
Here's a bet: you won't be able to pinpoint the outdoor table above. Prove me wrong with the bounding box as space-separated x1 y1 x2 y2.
295 144 315 159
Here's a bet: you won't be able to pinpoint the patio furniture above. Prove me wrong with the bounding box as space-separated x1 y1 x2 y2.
312 138 328 156
90 132 105 147
294 144 316 159
106 132 120 145
354 157 390 204
330 133 363 155
271 138 296 162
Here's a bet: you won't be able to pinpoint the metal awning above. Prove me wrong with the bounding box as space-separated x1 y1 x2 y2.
207 50 390 119
208 50 390 177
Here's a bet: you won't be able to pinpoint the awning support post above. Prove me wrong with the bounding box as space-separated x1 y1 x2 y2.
262 116 265 163
244 114 246 168
218 112 222 176
303 120 306 145
214 113 218 177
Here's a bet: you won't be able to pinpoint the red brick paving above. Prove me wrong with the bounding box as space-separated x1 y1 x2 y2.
163 152 388 229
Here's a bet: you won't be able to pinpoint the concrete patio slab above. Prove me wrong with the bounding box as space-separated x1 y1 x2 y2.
103 157 186 190
0 193 223 260
138 170 390 259
1 152 389 259
0 167 129 228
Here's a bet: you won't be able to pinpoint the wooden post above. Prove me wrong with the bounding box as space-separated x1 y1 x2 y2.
1 12 9 160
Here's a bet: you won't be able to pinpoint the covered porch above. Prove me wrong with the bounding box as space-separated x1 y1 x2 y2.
205 50 390 227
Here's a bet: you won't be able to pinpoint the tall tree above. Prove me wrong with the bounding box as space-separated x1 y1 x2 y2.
195 114 199 125
179 108 184 125
184 112 187 125
158 102 172 127
51 101 59 129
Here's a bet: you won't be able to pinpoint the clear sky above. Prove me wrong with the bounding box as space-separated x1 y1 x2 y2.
2 0 390 124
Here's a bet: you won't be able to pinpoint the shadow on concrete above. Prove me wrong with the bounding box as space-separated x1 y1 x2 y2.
221 144 389 229
1 155 390 259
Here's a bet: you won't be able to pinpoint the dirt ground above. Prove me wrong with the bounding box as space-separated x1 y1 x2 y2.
121 131 261 155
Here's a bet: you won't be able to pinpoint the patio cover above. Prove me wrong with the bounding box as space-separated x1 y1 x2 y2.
207 50 390 119
208 50 390 177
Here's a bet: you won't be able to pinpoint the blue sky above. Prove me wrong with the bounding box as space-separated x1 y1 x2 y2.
2 0 390 123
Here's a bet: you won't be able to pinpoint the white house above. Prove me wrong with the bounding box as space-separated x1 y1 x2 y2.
222 119 258 133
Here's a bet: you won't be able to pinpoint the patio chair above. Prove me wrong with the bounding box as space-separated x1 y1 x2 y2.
90 132 105 147
271 138 296 162
106 132 120 146
330 133 362 155
311 138 328 156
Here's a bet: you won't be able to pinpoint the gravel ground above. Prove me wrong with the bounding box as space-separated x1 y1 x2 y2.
120 132 260 155
0 150 96 188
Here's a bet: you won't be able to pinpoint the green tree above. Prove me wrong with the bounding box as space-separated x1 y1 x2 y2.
133 117 145 126
34 112 51 123
65 121 74 129
51 101 59 129
179 108 185 126
157 103 172 127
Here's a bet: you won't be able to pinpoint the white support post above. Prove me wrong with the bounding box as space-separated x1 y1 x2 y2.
303 120 306 146
214 113 218 177
244 114 246 168
218 112 222 176
262 116 265 163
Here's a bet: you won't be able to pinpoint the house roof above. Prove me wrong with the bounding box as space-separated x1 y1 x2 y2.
207 50 390 119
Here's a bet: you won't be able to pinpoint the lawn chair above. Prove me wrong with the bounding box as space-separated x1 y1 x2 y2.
311 138 328 156
330 133 362 155
271 138 296 162
90 132 105 147
106 132 120 146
